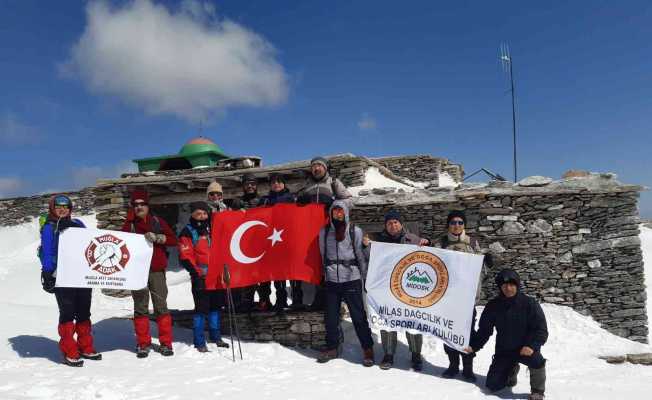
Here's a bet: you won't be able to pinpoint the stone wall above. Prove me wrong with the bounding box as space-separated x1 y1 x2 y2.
0 188 96 226
373 155 464 184
353 174 648 343
169 309 326 349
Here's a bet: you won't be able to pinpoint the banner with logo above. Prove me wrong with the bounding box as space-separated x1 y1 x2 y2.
206 203 328 290
365 242 484 352
56 228 154 290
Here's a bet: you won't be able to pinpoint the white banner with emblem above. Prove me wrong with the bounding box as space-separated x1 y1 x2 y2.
56 228 154 290
365 241 484 352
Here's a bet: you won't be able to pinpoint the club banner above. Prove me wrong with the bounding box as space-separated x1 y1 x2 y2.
56 228 154 290
365 242 484 352
207 203 328 290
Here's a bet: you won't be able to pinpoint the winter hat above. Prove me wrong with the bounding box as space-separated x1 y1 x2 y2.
310 156 329 169
190 201 210 214
446 210 467 225
269 173 285 184
241 173 257 185
494 268 521 288
130 190 149 205
206 181 223 194
384 210 402 224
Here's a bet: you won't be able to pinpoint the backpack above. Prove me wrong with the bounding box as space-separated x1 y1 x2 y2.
322 222 364 268
36 215 83 261
185 224 210 247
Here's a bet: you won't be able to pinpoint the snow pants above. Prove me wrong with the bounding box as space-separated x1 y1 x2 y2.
324 280 373 351
132 271 168 317
55 287 92 324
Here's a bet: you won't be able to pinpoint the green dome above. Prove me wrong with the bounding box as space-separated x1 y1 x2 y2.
178 137 226 157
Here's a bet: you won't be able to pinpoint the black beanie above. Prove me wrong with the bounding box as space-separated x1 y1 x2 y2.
494 268 521 288
447 210 467 225
384 210 402 224
190 201 210 214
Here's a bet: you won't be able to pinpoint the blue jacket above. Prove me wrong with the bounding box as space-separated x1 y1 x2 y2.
40 219 85 273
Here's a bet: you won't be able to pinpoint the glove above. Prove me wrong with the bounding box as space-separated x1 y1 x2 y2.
144 232 157 243
484 253 494 268
41 271 56 294
155 234 167 244
192 274 206 291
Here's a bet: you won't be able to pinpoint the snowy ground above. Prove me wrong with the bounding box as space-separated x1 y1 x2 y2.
1 217 651 399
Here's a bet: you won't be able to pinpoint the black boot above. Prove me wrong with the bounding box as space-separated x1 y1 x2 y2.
379 354 394 370
411 353 423 372
442 353 459 378
462 355 476 382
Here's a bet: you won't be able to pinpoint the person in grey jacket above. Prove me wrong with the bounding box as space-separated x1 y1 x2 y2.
296 156 352 209
364 210 431 371
316 200 374 367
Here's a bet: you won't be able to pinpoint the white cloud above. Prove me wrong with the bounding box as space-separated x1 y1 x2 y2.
0 177 23 198
357 113 377 131
61 0 288 122
72 160 138 188
0 112 40 145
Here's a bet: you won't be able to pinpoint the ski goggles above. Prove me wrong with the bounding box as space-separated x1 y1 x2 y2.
53 195 72 208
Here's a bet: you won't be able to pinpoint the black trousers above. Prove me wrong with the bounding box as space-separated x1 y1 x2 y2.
324 280 373 350
191 285 224 314
55 287 92 324
444 307 477 362
486 351 546 392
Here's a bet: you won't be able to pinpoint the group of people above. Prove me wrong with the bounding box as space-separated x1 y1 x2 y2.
38 156 548 399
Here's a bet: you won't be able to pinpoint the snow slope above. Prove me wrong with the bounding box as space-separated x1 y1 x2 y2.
1 217 651 400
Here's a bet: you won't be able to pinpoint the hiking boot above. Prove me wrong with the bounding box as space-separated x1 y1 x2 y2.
63 356 84 367
362 348 375 367
81 351 102 361
214 338 230 348
196 346 209 353
159 345 174 357
317 349 338 363
507 364 520 387
442 364 459 378
379 354 394 370
136 345 151 359
462 358 476 382
528 393 545 400
411 353 423 371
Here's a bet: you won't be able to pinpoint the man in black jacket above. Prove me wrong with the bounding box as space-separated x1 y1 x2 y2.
465 268 548 400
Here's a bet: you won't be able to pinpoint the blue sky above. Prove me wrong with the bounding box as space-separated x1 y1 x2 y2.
1 1 651 217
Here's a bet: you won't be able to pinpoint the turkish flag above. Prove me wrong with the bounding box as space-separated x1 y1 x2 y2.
206 203 328 289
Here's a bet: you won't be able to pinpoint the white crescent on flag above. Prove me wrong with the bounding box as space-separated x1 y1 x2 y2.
229 220 268 264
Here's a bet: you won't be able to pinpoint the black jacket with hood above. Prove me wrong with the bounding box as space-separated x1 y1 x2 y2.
471 268 548 355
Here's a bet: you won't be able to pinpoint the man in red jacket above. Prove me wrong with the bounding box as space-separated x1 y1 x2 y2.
121 190 177 358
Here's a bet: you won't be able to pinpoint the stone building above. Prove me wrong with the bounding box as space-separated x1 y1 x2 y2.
0 139 647 345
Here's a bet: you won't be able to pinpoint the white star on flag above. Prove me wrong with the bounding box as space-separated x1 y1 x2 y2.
267 228 284 247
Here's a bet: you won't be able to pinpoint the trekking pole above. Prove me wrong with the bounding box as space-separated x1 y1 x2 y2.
224 264 243 360
223 264 236 362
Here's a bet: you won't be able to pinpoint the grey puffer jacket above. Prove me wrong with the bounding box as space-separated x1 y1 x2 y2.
319 200 367 283
297 172 353 209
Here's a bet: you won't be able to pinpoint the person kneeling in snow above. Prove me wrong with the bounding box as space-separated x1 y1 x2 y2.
39 194 101 366
317 200 375 366
178 201 229 352
464 268 548 400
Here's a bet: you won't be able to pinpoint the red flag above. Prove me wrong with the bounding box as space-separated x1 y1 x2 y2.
206 204 327 289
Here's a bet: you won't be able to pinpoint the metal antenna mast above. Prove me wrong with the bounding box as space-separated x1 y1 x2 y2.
500 43 518 182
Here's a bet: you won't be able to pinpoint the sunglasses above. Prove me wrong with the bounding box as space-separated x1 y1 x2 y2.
133 202 148 208
449 220 465 226
54 204 70 209
208 191 223 197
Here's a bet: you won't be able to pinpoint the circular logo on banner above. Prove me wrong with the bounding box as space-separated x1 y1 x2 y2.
85 234 131 275
390 251 449 308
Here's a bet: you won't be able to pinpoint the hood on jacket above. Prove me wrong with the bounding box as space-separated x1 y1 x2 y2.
328 199 350 228
495 268 521 290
